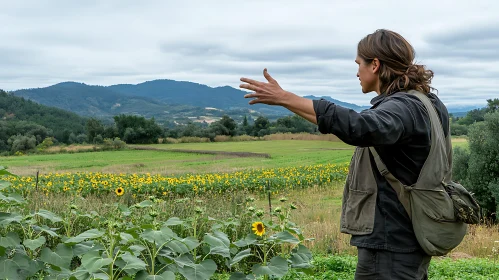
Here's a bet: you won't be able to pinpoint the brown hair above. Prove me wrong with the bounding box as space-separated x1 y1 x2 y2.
357 29 436 95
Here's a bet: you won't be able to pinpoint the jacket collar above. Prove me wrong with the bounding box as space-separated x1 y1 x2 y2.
370 93 388 108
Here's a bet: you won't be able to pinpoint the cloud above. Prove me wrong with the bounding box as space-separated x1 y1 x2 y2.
420 23 499 61
1 0 499 108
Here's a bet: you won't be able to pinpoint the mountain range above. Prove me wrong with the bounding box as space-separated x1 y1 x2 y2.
9 79 477 124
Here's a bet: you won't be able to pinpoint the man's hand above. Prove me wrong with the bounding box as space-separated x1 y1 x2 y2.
239 68 318 124
239 68 289 106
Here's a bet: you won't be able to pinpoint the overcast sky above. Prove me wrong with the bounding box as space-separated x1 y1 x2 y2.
1 0 498 107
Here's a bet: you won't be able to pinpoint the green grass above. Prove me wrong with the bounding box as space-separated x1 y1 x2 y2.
214 254 499 279
1 139 467 176
2 140 355 176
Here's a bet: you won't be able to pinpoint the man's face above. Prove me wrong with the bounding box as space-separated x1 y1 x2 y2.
355 56 379 94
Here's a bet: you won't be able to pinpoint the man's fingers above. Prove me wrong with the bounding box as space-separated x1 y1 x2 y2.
263 68 277 84
239 83 262 92
240 77 263 86
243 93 261 99
248 99 261 105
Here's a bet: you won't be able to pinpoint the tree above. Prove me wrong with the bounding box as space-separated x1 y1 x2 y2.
113 114 163 144
86 118 105 143
211 115 237 136
457 108 486 126
453 110 499 220
76 134 87 144
486 98 499 113
68 132 77 144
242 115 249 127
8 134 37 153
252 116 270 136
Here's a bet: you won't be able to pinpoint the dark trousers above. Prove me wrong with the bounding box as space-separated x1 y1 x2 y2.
355 247 431 280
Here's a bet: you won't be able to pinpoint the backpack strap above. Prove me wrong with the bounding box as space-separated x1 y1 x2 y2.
369 146 412 219
368 90 445 220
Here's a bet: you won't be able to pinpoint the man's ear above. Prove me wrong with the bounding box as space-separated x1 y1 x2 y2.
372 58 380 74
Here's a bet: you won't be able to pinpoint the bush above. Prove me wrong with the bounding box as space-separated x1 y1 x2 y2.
450 123 469 136
76 133 87 144
36 137 54 151
453 111 499 219
93 134 104 144
8 134 36 153
102 137 126 150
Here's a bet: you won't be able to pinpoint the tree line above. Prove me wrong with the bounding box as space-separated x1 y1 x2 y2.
452 98 499 221
450 98 499 136
0 89 319 154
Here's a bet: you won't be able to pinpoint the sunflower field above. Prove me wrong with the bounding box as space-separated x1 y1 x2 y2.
2 163 349 197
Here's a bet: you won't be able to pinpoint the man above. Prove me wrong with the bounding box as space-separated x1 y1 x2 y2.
239 29 448 279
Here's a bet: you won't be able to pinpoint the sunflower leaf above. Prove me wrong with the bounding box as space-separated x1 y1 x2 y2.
203 231 230 258
65 229 105 244
35 209 63 223
252 256 288 277
233 234 258 248
230 248 253 267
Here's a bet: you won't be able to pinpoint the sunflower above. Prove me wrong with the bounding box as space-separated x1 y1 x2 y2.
115 187 124 196
252 221 265 236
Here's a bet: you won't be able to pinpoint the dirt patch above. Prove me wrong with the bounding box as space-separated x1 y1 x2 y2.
131 146 271 158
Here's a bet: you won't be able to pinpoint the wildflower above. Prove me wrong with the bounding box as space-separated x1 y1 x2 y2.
252 221 265 236
115 187 124 196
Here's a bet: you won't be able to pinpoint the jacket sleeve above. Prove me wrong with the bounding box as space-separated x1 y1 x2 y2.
313 97 416 147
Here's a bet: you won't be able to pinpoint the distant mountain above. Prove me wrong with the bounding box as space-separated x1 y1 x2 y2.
446 105 484 114
11 82 202 121
302 95 371 111
13 79 471 124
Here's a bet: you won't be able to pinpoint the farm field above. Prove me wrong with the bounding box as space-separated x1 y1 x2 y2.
0 138 468 176
2 138 494 280
2 140 355 176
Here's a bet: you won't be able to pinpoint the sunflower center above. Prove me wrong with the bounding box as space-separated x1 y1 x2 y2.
257 224 263 231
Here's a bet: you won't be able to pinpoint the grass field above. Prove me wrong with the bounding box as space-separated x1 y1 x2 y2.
0 138 468 176
2 140 355 176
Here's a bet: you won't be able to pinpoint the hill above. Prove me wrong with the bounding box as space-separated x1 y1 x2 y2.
0 89 87 151
11 80 371 123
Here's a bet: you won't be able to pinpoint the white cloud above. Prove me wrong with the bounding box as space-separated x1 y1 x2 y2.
1 0 498 107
